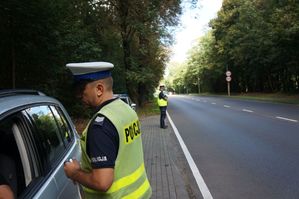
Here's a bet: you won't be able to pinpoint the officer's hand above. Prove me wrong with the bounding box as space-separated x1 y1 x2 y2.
64 158 80 179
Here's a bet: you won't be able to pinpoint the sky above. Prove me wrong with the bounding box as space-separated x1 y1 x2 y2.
170 0 223 63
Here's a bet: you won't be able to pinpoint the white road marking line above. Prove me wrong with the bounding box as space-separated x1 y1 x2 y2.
276 116 298 123
224 105 230 108
167 112 213 199
242 109 253 113
211 102 216 105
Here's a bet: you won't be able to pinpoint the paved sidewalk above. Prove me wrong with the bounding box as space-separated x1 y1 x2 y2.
141 115 202 199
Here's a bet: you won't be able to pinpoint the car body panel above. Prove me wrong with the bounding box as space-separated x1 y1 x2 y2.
0 95 63 118
34 141 81 199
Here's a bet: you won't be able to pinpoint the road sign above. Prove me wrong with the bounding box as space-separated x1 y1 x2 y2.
226 71 231 77
226 76 232 82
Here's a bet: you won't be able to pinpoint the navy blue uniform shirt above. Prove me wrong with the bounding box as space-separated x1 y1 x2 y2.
86 98 119 169
159 91 167 101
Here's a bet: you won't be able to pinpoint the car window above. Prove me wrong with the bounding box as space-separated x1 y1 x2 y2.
50 106 73 146
120 97 129 104
26 106 65 171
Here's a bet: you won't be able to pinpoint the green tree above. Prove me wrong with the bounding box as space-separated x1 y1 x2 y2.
174 0 299 94
0 0 192 116
209 0 299 93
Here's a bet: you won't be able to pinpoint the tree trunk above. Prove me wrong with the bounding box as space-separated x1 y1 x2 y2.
138 83 146 107
9 12 16 89
267 74 274 92
11 41 16 89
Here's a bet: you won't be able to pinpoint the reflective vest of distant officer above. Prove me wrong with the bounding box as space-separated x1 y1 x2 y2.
81 99 152 199
157 85 168 129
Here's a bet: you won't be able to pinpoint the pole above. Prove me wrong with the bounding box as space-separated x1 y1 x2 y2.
197 77 200 94
227 82 230 96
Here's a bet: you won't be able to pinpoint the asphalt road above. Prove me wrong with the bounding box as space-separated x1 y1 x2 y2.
167 95 299 199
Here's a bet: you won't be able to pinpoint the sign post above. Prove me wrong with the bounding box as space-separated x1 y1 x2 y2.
226 71 232 96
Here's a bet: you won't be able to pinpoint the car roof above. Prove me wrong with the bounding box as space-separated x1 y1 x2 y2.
0 91 62 116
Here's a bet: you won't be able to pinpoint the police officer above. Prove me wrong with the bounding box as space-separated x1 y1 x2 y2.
63 62 152 199
157 85 168 129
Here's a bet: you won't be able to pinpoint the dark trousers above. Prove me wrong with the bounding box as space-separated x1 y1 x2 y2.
159 106 167 128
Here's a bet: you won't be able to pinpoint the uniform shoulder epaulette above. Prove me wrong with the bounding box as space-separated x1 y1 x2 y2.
93 115 105 126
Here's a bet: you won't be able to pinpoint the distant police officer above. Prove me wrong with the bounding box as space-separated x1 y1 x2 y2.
157 85 168 129
63 62 152 199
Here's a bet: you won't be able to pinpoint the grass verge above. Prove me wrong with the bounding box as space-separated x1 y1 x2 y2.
189 92 299 105
137 100 160 118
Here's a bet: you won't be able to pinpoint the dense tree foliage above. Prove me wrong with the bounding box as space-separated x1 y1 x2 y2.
168 0 299 94
0 0 184 116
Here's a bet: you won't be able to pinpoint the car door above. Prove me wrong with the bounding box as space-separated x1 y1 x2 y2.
0 103 82 198
49 106 82 199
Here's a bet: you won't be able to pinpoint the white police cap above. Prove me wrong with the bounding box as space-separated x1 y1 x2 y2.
66 62 114 81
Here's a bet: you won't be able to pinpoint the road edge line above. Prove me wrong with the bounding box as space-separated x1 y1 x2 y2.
276 116 298 123
166 111 213 199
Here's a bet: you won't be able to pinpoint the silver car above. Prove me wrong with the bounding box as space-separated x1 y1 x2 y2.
0 90 81 199
114 94 137 111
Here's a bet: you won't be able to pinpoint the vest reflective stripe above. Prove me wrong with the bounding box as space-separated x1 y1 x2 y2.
157 97 167 107
122 179 151 199
83 163 146 194
107 163 145 193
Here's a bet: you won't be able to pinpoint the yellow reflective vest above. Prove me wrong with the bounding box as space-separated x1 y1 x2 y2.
157 92 168 107
80 99 152 199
